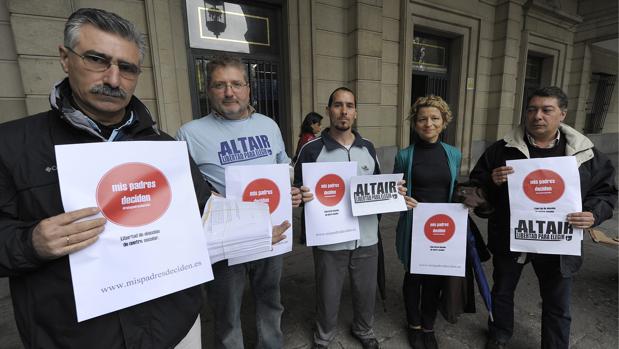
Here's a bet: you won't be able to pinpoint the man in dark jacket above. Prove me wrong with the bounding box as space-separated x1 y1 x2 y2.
0 8 210 348
294 87 410 349
470 86 617 349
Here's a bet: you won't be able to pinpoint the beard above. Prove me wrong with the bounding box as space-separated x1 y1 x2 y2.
212 102 248 119
334 124 351 131
220 107 243 118
333 119 352 132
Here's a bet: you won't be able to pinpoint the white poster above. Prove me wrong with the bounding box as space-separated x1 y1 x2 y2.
56 141 213 322
507 156 582 256
302 162 360 246
202 196 273 264
410 203 468 277
350 173 407 216
225 163 292 264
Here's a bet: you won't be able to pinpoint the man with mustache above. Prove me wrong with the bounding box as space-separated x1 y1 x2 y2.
177 55 301 348
0 8 210 348
469 86 617 349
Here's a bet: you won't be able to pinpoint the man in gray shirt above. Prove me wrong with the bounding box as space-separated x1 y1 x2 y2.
177 55 300 348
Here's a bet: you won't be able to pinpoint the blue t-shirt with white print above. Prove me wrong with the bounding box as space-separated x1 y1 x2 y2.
176 112 290 196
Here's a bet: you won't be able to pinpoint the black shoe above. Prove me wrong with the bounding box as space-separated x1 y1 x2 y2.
351 331 380 349
485 339 506 349
407 328 425 349
423 331 438 349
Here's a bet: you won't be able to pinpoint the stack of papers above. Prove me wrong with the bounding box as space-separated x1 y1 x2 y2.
202 196 273 264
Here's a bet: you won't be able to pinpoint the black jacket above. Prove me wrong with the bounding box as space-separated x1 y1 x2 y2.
0 80 211 348
469 124 617 276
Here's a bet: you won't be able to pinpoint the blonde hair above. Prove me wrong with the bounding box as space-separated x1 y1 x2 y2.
408 95 453 126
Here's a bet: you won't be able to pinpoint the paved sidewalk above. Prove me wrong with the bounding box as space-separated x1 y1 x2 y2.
200 209 618 349
1 210 617 348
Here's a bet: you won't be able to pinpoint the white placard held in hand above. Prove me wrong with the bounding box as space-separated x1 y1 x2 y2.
202 196 273 264
350 173 407 216
410 203 468 277
302 162 359 246
55 141 213 322
506 156 582 256
225 163 292 264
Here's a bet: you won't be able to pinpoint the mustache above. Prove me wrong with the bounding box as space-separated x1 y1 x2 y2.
90 84 127 98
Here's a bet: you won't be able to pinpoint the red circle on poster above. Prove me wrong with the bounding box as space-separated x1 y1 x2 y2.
315 174 345 207
96 162 171 227
522 169 565 204
424 214 456 243
242 178 281 214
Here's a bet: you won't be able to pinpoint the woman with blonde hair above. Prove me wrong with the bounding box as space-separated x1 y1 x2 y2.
393 95 472 349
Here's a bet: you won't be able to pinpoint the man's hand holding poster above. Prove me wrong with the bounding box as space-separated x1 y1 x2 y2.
56 141 213 322
506 156 583 255
410 203 468 277
225 163 292 264
302 162 360 246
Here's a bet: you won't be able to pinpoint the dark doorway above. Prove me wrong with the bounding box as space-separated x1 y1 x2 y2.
521 55 544 124
410 32 454 145
185 0 288 146
585 73 617 133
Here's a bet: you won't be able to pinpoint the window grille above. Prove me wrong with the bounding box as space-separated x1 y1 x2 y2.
193 56 281 125
585 73 616 134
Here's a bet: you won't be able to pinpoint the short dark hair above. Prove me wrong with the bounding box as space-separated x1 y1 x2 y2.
327 87 356 107
64 8 146 62
300 112 323 135
527 86 568 110
206 55 248 86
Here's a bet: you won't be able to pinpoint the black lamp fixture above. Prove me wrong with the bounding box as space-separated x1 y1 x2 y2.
204 0 226 38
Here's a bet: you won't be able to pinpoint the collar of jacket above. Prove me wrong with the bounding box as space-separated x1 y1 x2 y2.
49 78 160 141
503 124 594 166
320 127 365 151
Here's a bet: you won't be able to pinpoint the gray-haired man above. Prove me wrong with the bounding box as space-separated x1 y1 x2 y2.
0 8 209 348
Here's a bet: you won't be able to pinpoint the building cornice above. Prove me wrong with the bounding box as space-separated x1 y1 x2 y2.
526 0 582 29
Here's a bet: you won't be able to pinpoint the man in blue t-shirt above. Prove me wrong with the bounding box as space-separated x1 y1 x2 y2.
177 55 301 348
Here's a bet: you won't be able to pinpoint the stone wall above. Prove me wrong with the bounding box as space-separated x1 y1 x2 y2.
1 0 616 171
0 0 26 123
306 0 400 149
3 0 167 129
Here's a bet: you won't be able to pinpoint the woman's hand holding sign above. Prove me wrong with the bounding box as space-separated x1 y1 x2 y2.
397 180 417 209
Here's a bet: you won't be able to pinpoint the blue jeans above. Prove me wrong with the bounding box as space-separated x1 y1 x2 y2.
488 254 572 349
207 256 284 349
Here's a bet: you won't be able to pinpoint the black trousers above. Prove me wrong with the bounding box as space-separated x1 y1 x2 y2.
403 272 444 330
488 254 572 349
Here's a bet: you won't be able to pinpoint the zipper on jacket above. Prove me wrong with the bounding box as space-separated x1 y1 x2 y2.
335 144 358 248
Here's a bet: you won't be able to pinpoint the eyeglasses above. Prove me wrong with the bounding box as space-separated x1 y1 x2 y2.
65 46 141 80
210 81 248 91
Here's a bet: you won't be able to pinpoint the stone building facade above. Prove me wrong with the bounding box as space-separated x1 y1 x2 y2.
0 0 617 172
